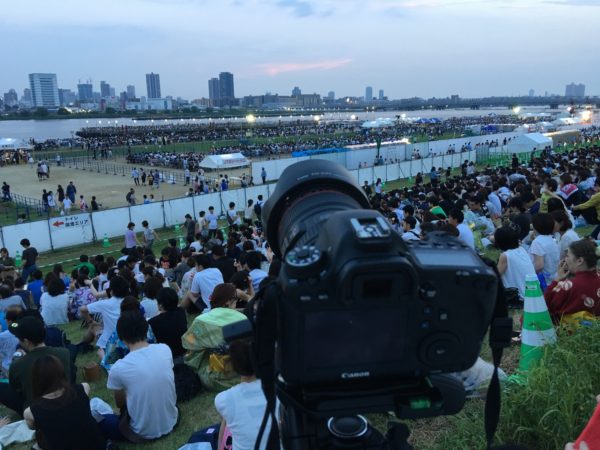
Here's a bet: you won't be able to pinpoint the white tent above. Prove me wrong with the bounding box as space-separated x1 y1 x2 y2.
198 152 250 170
0 138 32 150
506 133 552 154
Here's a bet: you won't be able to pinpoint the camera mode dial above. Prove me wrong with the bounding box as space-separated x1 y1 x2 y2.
285 245 323 278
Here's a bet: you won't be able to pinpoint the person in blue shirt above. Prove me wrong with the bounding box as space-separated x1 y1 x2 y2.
26 270 44 308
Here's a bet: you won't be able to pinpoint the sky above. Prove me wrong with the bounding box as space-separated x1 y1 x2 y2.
1 0 599 100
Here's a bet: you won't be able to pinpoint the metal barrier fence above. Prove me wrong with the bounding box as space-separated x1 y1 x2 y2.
0 192 49 225
58 156 228 187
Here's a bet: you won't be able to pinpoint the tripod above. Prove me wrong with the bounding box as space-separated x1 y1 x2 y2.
274 375 466 450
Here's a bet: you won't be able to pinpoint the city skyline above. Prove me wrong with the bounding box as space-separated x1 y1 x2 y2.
1 0 599 100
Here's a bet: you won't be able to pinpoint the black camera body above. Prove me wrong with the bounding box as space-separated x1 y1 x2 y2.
234 159 507 449
276 209 497 386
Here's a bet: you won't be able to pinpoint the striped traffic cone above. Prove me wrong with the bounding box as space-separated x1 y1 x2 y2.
511 274 557 383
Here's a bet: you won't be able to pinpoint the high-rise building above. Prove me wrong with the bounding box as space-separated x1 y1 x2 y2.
3 89 18 107
146 72 161 99
378 89 384 100
77 83 93 102
28 73 60 108
109 87 115 97
528 89 535 97
58 89 76 106
208 78 220 106
565 82 585 98
126 85 136 100
328 91 335 100
365 86 373 102
100 81 111 98
292 86 301 97
22 88 32 104
219 72 235 106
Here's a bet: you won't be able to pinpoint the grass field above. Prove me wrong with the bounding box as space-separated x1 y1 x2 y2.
0 218 593 449
1 141 597 448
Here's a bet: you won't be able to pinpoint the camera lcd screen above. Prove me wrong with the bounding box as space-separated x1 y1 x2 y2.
414 251 480 267
304 309 406 370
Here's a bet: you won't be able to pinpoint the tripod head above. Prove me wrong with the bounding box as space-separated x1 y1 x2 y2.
275 374 466 450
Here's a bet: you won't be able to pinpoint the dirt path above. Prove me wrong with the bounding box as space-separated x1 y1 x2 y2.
0 162 252 209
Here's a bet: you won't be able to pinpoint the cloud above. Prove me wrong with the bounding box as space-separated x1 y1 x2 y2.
544 0 600 5
275 0 317 17
256 58 352 76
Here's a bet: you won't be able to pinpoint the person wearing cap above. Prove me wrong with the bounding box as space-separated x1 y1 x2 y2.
0 315 71 414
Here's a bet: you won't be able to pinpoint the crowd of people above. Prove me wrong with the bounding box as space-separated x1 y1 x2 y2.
18 113 534 166
370 126 600 323
0 125 599 448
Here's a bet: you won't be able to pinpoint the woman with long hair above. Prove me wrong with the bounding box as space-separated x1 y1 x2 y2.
23 355 106 450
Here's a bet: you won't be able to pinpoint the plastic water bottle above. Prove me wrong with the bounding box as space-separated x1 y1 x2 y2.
15 251 22 268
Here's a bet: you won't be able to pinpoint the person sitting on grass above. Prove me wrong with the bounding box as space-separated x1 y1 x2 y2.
149 287 188 360
0 316 72 414
23 355 106 450
528 213 560 289
214 338 270 450
75 254 96 278
0 284 27 312
495 225 537 301
544 239 600 325
39 278 70 326
69 273 105 320
79 276 129 361
101 296 155 371
182 283 247 391
91 311 178 443
27 270 44 308
0 306 22 379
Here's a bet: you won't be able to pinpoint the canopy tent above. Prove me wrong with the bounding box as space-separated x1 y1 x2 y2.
198 153 250 170
506 133 552 154
0 138 32 150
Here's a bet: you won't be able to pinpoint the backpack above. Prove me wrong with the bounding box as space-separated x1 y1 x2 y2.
226 212 235 226
253 202 262 218
174 362 201 403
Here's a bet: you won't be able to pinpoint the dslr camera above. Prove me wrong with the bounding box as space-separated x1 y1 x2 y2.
227 159 505 450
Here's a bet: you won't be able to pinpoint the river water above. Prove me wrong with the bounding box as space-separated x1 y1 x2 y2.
0 106 561 141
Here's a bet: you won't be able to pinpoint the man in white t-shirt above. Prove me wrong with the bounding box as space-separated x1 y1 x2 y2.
227 202 241 227
206 206 219 238
181 254 223 311
98 312 178 441
80 276 129 359
448 209 475 250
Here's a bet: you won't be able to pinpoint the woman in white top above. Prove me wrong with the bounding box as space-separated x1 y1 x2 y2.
40 278 70 326
495 225 536 299
215 338 269 450
550 209 580 258
528 213 560 286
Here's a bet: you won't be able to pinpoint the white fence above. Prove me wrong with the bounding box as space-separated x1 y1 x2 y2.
251 131 521 181
0 149 478 255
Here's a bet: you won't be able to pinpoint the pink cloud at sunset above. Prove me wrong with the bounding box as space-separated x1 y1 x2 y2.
257 58 353 76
